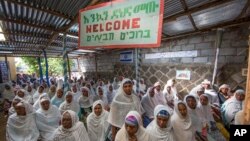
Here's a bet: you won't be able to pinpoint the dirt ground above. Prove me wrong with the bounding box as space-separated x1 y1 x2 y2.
0 112 7 141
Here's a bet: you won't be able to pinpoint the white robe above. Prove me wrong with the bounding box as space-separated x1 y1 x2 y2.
53 110 90 141
87 100 109 141
141 88 159 119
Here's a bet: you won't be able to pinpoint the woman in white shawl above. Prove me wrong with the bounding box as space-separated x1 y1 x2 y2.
106 84 116 105
221 89 245 128
71 83 81 102
8 96 23 116
35 96 61 141
93 86 109 111
171 101 196 141
154 82 166 105
59 91 80 114
6 100 39 141
115 111 156 141
78 86 94 119
141 87 159 127
48 85 57 99
25 84 36 97
51 88 64 108
87 100 109 141
16 89 32 104
197 94 226 141
108 78 145 141
146 105 175 141
112 77 120 90
33 85 45 103
53 110 90 141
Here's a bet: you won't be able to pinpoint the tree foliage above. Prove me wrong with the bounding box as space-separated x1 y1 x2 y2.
21 57 72 76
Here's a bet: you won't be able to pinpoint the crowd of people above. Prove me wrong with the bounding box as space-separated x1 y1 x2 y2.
0 74 247 141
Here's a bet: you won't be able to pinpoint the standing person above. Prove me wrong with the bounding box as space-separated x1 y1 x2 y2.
106 84 116 105
217 84 231 106
112 77 120 90
108 78 144 141
6 101 39 141
139 78 147 94
78 87 93 119
202 80 219 105
71 83 81 102
221 89 245 128
115 111 156 141
35 96 61 141
141 87 159 127
171 101 196 141
93 86 109 111
87 100 109 141
154 82 166 105
146 105 175 141
52 110 90 141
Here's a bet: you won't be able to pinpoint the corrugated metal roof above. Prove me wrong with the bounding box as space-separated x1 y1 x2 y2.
192 0 247 28
185 0 217 9
163 16 194 35
164 0 184 17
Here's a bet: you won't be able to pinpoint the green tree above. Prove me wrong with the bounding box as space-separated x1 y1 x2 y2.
21 57 72 77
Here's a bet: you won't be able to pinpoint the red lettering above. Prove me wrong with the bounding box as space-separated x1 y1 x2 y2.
100 23 104 32
114 21 121 30
93 24 98 32
122 19 130 30
86 25 91 33
106 22 112 31
132 18 140 29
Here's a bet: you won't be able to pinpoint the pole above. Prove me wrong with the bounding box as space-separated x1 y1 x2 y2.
135 48 142 95
63 33 69 94
67 54 71 79
4 55 11 81
43 49 50 87
212 29 223 86
243 35 250 124
95 54 98 80
37 57 43 84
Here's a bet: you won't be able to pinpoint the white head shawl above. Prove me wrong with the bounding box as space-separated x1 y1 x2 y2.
146 105 175 141
141 87 159 118
87 100 109 141
53 110 90 141
78 86 93 108
16 89 31 103
108 78 144 128
59 91 80 114
7 100 39 141
197 94 215 125
33 93 50 111
171 101 194 141
115 111 156 141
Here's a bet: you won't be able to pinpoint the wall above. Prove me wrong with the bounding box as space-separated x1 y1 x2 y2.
0 57 16 81
79 26 249 96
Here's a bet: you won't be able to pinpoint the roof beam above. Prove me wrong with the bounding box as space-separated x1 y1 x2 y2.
0 32 51 38
164 0 234 22
162 16 250 40
4 0 73 20
179 0 198 31
236 0 250 19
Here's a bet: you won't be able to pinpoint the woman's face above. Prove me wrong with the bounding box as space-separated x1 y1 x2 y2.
157 116 169 128
17 91 25 98
98 88 103 96
235 93 245 101
123 83 133 95
178 103 187 117
66 94 73 103
167 86 171 92
50 86 56 93
38 87 44 93
41 100 50 110
220 88 229 94
186 97 196 109
125 123 138 137
109 85 113 92
200 95 208 105
57 89 63 98
94 104 102 116
82 89 88 97
149 88 155 97
62 112 72 129
27 86 32 92
15 105 26 116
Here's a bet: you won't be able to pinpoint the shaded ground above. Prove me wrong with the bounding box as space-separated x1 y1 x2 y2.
0 112 7 141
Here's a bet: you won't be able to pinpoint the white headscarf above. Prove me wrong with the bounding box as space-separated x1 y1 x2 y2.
16 89 32 104
87 100 109 141
108 78 144 128
33 86 44 103
197 94 215 125
35 96 61 141
53 110 90 141
2 85 15 101
171 101 195 141
59 91 80 114
33 93 50 111
141 87 159 119
146 105 175 141
78 87 93 108
6 100 39 141
115 111 156 141
94 86 109 107
221 89 245 126
154 82 166 105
